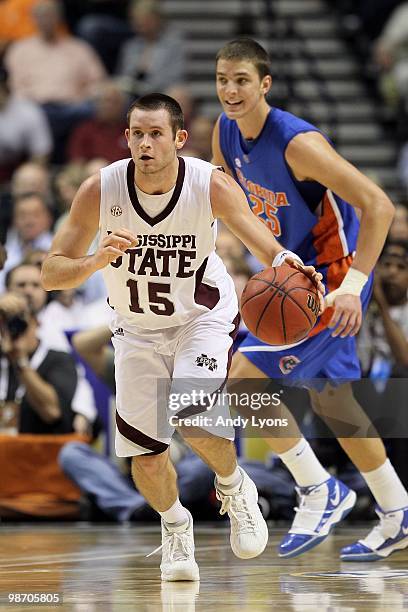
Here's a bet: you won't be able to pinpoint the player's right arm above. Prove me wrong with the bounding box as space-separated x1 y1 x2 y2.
41 173 137 291
211 115 233 176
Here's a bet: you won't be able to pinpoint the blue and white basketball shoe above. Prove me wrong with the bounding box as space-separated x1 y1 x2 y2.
341 506 408 561
279 476 356 558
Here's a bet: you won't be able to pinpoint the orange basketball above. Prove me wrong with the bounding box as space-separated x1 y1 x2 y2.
240 264 320 345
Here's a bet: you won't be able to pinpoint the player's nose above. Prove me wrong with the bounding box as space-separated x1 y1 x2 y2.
140 134 151 148
224 82 238 96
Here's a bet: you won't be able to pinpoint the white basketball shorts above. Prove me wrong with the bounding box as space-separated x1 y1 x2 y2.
112 305 240 457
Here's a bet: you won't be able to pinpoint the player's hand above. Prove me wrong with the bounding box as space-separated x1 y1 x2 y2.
284 256 325 314
326 293 362 337
92 229 138 271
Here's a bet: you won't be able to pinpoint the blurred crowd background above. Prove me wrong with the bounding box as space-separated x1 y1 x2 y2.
0 0 407 524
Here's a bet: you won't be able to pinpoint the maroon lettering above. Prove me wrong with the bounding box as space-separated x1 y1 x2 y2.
176 250 197 278
156 249 177 277
137 248 159 276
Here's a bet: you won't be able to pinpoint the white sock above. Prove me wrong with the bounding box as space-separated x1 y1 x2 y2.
278 439 331 488
216 466 242 494
362 459 408 512
160 498 189 526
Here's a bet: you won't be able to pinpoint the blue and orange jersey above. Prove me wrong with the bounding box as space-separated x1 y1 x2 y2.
219 107 360 269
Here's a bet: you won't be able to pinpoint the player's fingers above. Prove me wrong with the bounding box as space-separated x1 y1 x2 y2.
284 256 302 271
331 311 351 337
117 228 138 246
339 312 357 338
301 266 325 293
350 310 363 336
104 246 125 260
103 236 132 250
318 291 325 315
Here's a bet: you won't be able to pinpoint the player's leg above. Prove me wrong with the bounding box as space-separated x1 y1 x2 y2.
173 311 268 559
131 450 199 581
230 351 303 454
131 448 178 512
231 348 356 558
310 383 408 561
113 333 199 581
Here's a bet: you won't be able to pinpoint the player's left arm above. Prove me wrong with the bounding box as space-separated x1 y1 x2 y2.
285 131 395 337
210 170 325 302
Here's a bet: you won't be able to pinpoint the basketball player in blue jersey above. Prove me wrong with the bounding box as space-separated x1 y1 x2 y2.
41 93 324 580
212 38 408 561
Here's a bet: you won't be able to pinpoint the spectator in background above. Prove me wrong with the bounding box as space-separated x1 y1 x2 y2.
5 263 99 434
1 193 53 288
358 240 408 380
0 67 52 182
0 292 77 434
0 162 52 245
165 84 196 131
67 80 128 164
186 115 214 161
116 0 186 97
388 203 408 241
216 224 262 274
372 2 408 107
10 161 51 200
54 162 86 227
4 0 106 161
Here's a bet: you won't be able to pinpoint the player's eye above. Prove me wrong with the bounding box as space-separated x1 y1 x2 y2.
217 77 227 85
238 78 248 85
151 130 161 137
133 130 143 137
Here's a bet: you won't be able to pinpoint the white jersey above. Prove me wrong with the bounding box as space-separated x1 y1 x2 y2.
99 156 237 331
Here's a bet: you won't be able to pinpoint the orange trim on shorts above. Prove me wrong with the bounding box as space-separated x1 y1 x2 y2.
308 255 354 338
312 192 346 265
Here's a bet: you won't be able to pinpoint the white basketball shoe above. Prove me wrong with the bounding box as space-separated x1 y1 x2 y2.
215 467 269 559
156 509 200 582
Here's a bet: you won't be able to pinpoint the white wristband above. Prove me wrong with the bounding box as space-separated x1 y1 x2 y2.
325 267 368 306
272 250 303 267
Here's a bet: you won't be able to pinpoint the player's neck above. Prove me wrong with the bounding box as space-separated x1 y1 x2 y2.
135 157 179 195
236 101 271 140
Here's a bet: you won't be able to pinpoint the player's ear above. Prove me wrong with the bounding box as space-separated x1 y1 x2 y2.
261 75 272 95
175 129 188 150
125 128 131 148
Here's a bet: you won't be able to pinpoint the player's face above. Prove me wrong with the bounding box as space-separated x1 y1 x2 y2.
216 59 271 119
126 108 187 175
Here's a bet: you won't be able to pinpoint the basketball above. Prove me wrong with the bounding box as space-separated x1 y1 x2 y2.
240 264 320 345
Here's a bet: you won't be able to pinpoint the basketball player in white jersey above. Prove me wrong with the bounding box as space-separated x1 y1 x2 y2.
41 93 324 581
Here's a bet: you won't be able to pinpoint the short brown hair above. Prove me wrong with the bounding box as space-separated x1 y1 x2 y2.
216 38 271 79
127 93 184 136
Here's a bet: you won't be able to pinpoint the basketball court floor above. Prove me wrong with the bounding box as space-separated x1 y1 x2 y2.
0 522 407 610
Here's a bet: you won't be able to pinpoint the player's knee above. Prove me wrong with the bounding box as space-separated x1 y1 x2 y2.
132 449 169 477
312 382 354 417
